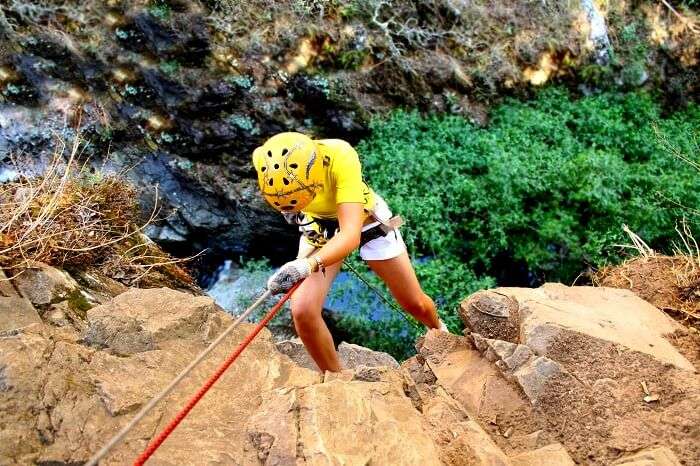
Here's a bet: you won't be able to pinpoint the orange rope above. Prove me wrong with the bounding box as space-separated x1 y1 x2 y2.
133 282 301 465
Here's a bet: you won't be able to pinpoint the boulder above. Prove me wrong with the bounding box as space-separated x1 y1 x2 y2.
249 379 443 466
83 287 220 354
458 284 700 465
461 290 521 342
12 261 79 306
462 284 694 371
0 290 319 465
0 296 41 333
338 341 399 369
276 338 399 371
416 330 534 423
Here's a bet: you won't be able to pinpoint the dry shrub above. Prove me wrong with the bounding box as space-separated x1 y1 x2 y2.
0 135 195 288
596 225 699 329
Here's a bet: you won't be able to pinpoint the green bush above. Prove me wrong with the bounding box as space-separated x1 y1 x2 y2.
342 88 699 356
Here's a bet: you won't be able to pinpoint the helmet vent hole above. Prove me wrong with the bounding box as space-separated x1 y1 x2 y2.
282 148 288 156
261 167 266 172
290 199 297 205
274 163 279 169
290 163 298 169
267 150 272 157
268 178 274 186
283 177 289 185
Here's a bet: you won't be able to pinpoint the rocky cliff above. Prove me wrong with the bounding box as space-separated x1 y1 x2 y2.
2 1 697 267
1 262 698 465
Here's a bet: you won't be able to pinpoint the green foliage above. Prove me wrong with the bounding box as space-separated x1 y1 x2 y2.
148 1 172 22
354 88 699 333
159 60 180 76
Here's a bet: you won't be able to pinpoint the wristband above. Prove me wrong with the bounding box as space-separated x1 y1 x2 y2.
313 255 326 276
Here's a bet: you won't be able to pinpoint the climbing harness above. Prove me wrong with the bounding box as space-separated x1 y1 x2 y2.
85 283 301 466
296 210 405 250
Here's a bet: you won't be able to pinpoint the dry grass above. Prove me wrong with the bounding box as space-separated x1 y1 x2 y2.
596 225 699 329
0 134 196 288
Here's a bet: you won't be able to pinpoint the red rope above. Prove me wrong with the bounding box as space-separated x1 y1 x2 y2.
133 282 301 465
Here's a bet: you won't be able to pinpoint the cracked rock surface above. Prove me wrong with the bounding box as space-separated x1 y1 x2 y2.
1 278 698 465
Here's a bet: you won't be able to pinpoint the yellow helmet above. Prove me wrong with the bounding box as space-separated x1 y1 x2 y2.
252 132 324 212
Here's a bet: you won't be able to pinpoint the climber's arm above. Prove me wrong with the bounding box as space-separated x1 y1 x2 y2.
311 202 363 269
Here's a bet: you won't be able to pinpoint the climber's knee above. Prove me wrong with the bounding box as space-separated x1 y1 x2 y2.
290 299 322 330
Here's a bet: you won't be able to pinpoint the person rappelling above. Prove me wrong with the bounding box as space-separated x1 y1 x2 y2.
252 132 447 372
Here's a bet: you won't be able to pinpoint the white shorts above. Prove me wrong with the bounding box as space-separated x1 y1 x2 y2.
358 196 406 261
297 195 406 261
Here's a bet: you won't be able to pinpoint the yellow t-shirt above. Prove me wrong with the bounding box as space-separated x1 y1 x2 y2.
302 139 375 219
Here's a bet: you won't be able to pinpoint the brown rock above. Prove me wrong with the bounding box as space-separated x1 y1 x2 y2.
502 284 694 370
277 339 399 372
0 268 19 297
511 443 575 466
83 287 219 354
248 379 443 466
0 305 309 465
338 341 399 369
299 380 443 466
460 290 520 342
0 296 41 333
420 330 533 423
612 446 682 465
12 261 79 306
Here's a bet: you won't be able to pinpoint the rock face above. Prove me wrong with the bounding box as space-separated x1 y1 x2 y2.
12 261 79 306
452 284 699 464
277 338 399 371
0 296 41 333
1 281 698 465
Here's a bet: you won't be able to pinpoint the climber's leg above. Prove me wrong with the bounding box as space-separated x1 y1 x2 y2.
366 251 440 329
290 246 342 372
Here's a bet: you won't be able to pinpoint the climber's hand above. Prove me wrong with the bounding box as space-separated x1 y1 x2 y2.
267 258 312 294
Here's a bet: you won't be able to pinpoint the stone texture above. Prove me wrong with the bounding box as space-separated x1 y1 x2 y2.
462 284 694 371
276 337 317 370
460 290 520 342
276 338 399 371
0 268 19 297
612 446 682 466
0 293 319 466
248 378 443 466
338 341 399 369
299 380 442 465
472 333 573 404
511 443 576 466
83 287 220 354
0 296 41 333
418 330 533 419
11 261 79 306
456 420 513 466
2 280 698 466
